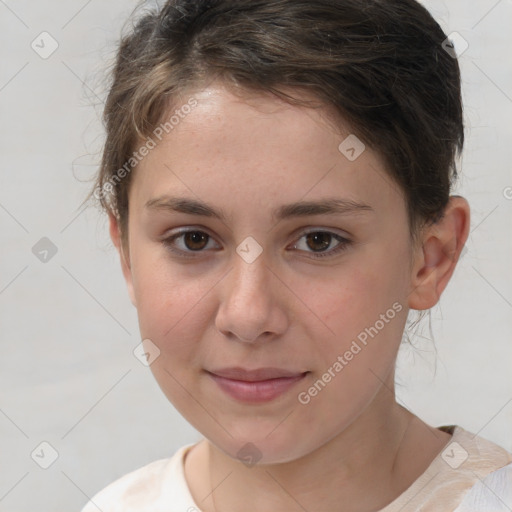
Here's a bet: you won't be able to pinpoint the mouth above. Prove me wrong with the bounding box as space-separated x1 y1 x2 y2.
205 367 309 403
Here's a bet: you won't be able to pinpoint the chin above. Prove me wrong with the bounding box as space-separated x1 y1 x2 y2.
207 426 317 467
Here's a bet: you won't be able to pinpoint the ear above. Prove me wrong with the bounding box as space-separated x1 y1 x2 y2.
109 212 137 307
408 196 470 310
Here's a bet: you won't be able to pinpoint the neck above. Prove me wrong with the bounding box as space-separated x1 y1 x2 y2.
187 382 450 512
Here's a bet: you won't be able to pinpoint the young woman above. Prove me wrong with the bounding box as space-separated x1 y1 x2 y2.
82 0 512 510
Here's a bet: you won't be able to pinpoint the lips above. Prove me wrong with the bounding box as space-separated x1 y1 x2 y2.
207 367 307 382
205 367 309 403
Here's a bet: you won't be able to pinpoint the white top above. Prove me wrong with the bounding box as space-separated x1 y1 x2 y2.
81 425 512 512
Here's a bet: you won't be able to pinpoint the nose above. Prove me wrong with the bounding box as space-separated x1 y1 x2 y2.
215 253 288 343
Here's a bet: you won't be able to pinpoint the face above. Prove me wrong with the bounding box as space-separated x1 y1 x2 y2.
116 83 417 464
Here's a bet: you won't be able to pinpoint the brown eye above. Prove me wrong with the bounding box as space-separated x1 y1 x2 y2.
163 228 350 260
162 229 219 258
305 232 332 252
293 230 351 259
183 231 209 251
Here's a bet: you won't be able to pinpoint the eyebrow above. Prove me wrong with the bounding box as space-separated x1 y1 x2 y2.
145 195 374 222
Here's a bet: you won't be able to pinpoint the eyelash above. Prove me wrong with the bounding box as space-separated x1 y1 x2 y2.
161 228 352 260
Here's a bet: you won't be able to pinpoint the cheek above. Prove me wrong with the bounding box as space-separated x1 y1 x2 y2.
131 259 211 405
294 268 407 437
319 265 405 336
129 247 208 355
303 253 409 387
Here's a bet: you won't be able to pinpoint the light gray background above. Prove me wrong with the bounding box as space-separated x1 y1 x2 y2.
0 1 511 510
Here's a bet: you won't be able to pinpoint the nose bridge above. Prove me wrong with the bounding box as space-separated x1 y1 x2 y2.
229 248 271 304
215 246 281 343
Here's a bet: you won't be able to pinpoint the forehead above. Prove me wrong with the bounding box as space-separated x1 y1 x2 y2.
129 83 404 223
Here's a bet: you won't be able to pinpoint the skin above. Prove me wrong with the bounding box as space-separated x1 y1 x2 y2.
109 82 470 512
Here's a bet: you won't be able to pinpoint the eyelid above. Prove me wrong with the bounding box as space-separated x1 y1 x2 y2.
290 229 352 259
161 226 221 258
161 226 352 259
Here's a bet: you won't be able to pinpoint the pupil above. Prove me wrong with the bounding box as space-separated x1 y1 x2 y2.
307 232 330 252
183 232 332 252
185 231 208 250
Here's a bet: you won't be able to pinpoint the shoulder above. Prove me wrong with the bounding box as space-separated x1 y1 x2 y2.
80 458 172 512
454 461 512 511
446 425 512 511
80 444 197 512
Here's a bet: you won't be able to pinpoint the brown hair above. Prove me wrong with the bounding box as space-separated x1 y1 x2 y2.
86 0 464 251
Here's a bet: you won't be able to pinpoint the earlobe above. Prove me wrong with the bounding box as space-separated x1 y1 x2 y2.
108 213 137 308
408 196 470 311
